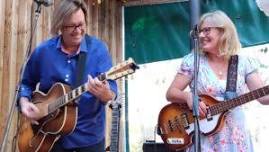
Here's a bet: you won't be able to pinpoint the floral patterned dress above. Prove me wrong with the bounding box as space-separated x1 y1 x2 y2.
178 53 258 152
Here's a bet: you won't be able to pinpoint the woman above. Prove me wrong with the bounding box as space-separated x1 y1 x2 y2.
166 10 269 152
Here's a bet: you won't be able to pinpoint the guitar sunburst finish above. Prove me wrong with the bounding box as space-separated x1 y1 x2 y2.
18 83 77 152
158 85 269 151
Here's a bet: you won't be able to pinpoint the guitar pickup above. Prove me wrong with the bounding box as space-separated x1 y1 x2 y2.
168 120 174 132
181 113 189 129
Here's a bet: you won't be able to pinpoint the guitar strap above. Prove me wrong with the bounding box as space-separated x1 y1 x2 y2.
74 52 87 88
71 52 87 105
224 55 238 100
74 35 93 88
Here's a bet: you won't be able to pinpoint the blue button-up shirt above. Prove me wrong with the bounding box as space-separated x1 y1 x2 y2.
19 34 117 148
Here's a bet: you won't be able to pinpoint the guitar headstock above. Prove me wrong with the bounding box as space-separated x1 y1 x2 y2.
105 58 139 80
110 94 125 110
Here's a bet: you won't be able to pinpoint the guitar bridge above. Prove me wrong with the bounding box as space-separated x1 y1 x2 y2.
206 108 213 121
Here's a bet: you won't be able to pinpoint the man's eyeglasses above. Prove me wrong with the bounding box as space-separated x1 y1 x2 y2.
62 23 85 32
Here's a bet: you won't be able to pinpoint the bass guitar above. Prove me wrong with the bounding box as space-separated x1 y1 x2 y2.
18 58 139 152
157 85 269 151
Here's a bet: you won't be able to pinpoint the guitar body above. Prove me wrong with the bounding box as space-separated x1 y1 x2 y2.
158 94 226 151
18 83 78 152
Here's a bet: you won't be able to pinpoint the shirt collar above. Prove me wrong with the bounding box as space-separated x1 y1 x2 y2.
80 36 87 53
56 35 88 54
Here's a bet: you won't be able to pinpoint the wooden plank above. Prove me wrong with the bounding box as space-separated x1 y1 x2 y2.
101 0 106 44
115 0 123 62
117 1 126 149
123 0 187 7
86 0 93 34
110 0 117 64
2 0 13 124
92 1 100 36
7 1 19 150
9 0 18 97
1 0 18 150
114 2 125 152
0 0 5 144
35 3 43 48
41 6 52 40
16 0 31 76
104 0 112 148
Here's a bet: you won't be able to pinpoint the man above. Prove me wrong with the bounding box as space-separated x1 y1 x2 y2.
19 0 117 151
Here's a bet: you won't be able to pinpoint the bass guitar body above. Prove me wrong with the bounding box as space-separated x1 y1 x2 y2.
158 85 269 151
18 83 77 152
157 95 226 151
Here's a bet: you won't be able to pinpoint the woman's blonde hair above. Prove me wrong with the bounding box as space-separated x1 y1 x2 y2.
51 0 87 35
199 10 241 58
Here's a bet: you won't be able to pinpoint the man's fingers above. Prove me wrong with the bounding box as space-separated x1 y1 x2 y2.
29 104 39 113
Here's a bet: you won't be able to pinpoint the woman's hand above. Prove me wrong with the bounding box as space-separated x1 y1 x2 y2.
185 92 207 118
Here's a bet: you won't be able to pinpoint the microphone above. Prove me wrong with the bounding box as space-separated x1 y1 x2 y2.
34 0 53 7
190 24 199 38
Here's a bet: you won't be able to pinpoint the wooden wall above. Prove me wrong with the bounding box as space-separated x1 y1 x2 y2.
0 0 124 151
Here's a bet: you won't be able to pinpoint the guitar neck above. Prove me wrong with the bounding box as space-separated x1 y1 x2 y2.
110 104 121 152
48 74 107 113
47 58 139 115
47 83 87 113
109 100 121 152
210 85 269 115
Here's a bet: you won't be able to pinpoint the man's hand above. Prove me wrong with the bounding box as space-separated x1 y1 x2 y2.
19 97 40 124
87 75 115 103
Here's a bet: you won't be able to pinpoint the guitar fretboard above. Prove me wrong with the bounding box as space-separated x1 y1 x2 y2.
110 106 121 152
48 73 107 113
45 58 138 116
48 84 88 113
210 85 269 115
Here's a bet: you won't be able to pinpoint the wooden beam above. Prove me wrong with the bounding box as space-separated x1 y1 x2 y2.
0 0 5 144
123 0 188 7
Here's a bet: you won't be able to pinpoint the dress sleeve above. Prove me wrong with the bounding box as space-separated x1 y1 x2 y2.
242 55 259 80
177 53 194 78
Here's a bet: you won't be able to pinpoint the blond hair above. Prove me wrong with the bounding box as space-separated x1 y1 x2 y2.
51 0 87 35
199 10 241 58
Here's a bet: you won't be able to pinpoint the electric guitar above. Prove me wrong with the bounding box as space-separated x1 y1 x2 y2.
17 58 139 152
106 94 124 152
157 85 269 151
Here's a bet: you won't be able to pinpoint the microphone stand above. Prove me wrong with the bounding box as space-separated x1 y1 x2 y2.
191 25 201 152
0 2 43 152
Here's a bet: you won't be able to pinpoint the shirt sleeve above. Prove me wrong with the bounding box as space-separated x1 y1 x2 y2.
177 53 194 78
96 41 118 97
19 49 41 100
